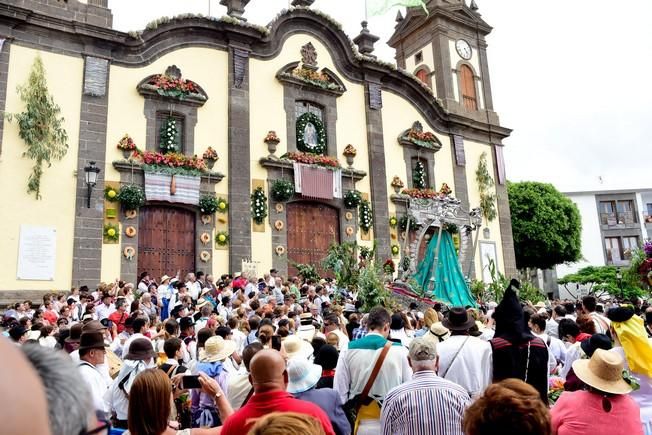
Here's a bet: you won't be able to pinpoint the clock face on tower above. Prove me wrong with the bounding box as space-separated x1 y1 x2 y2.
455 39 472 60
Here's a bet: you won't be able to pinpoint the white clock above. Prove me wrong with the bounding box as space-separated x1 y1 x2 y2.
455 39 472 60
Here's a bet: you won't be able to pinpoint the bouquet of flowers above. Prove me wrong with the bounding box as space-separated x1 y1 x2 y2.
117 134 137 151
343 144 357 157
264 131 280 144
283 151 341 169
548 376 565 405
202 147 218 161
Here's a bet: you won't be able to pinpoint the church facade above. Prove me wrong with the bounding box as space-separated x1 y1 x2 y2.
0 0 516 301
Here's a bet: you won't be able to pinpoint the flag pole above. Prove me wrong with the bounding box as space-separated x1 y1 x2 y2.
365 0 368 22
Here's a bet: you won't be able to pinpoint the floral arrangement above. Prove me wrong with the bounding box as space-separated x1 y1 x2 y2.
399 121 441 150
343 190 362 209
296 112 327 155
440 183 452 196
202 147 218 161
401 188 441 199
104 186 119 202
548 376 565 405
399 215 420 232
343 144 357 157
117 184 146 211
391 245 400 256
251 187 268 225
413 160 427 189
135 150 207 176
391 176 404 189
644 241 652 258
216 198 228 213
146 74 202 100
389 216 398 228
160 116 179 153
383 259 395 274
282 151 340 169
408 129 437 144
400 256 411 271
270 179 294 202
103 223 119 242
215 231 229 247
284 67 343 91
359 246 373 261
199 194 219 215
116 134 136 151
264 131 280 143
359 200 373 233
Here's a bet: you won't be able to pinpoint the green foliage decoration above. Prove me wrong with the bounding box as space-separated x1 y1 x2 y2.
476 152 497 223
343 190 362 209
270 179 294 202
104 186 119 202
159 116 179 153
292 262 321 282
296 112 326 155
117 185 146 211
358 200 373 233
215 231 229 247
322 241 359 290
508 181 582 270
358 257 391 312
198 194 219 215
412 160 427 189
103 223 119 242
7 55 68 199
251 187 268 225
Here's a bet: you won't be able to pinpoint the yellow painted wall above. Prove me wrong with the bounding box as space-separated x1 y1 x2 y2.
404 42 437 97
464 140 505 280
103 48 229 280
0 45 83 290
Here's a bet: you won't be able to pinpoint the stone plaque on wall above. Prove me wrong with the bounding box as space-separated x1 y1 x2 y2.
368 83 382 110
83 57 109 97
453 135 466 167
233 49 249 89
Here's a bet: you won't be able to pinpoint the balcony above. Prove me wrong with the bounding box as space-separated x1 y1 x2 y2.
600 211 637 227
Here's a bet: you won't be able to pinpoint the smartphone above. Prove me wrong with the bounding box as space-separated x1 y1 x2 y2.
181 375 201 389
271 335 282 351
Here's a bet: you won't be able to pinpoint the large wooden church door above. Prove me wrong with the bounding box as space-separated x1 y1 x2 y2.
138 206 196 282
287 202 339 277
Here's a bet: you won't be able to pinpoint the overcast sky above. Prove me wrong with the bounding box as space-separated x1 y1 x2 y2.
108 0 652 193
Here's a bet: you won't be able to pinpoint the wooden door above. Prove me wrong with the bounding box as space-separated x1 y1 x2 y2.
138 206 196 283
287 202 339 277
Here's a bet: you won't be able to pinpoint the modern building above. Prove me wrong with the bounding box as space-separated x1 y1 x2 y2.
556 188 652 297
0 0 516 303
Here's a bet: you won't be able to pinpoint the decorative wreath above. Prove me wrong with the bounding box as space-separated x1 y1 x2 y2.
199 194 219 215
343 190 362 209
215 231 229 247
200 232 211 245
104 186 119 202
358 200 373 233
125 226 137 238
216 198 228 213
103 223 119 242
200 251 211 262
201 214 213 225
296 112 326 155
275 203 284 213
274 220 284 231
275 245 286 256
346 226 354 236
125 209 137 220
251 187 268 225
389 216 398 228
391 244 400 256
123 246 136 260
270 179 295 203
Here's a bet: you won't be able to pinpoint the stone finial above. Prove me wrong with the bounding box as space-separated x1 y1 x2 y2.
291 0 316 6
396 10 404 23
353 21 380 57
470 0 479 11
219 0 251 21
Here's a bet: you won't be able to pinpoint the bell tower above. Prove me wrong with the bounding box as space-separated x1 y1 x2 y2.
388 0 498 124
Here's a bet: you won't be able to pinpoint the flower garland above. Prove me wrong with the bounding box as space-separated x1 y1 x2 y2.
296 112 326 155
413 160 427 189
251 187 268 225
343 190 362 209
198 194 219 215
103 223 119 242
401 188 444 199
270 179 294 202
104 186 119 202
135 150 207 176
160 116 179 153
215 231 229 247
117 185 146 211
391 176 404 189
147 74 202 100
358 200 373 233
283 151 340 169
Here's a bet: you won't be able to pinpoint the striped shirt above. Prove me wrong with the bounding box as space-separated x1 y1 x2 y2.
381 371 470 435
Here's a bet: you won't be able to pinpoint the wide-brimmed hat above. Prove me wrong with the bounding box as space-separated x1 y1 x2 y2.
534 301 547 309
196 298 211 309
161 275 171 283
428 322 451 342
124 338 157 361
78 332 106 351
286 358 322 393
572 349 632 395
442 307 475 331
284 335 314 360
82 320 107 334
201 336 237 363
201 288 212 297
580 333 612 357
65 323 83 343
179 317 195 330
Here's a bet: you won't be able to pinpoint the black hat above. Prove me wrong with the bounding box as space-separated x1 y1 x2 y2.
8 326 27 341
78 331 106 351
179 317 195 330
580 333 613 357
606 307 635 323
124 338 157 361
65 323 83 343
442 307 475 331
314 344 339 370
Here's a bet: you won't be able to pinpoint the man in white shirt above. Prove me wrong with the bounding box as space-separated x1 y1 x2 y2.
435 307 492 399
324 314 349 350
95 294 115 321
122 317 153 356
267 269 278 289
185 272 202 301
582 295 611 335
529 313 566 373
78 331 111 414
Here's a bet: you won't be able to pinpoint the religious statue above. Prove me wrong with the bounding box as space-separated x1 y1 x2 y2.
301 42 318 69
304 122 318 147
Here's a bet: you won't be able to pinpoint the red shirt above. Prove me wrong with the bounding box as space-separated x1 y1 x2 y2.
221 390 335 435
42 310 58 325
108 310 127 333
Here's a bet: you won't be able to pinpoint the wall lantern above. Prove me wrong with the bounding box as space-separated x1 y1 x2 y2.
84 161 101 208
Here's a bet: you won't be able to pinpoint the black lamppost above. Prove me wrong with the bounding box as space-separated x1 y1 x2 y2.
83 161 101 208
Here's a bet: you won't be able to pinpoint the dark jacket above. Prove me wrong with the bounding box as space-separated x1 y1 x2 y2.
294 388 351 435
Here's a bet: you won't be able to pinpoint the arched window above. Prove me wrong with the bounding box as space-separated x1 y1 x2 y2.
460 64 477 111
415 69 429 88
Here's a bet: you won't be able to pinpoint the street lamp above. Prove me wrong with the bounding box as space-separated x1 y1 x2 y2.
83 161 101 208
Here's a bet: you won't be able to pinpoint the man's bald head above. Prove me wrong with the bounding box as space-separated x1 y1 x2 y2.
0 338 51 435
249 349 287 393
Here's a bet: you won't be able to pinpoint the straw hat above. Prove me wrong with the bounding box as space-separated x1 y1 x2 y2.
161 275 171 283
283 335 314 360
428 322 451 342
572 349 632 395
201 336 237 363
196 298 210 309
286 358 322 394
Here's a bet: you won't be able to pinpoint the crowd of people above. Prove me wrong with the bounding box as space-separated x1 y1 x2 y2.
2 269 652 435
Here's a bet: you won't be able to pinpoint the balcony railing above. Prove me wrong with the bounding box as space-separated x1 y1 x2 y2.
600 212 636 226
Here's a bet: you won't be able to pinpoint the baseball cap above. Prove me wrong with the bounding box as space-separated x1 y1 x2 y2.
408 338 437 361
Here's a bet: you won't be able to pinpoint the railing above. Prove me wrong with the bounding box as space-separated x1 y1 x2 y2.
600 212 636 226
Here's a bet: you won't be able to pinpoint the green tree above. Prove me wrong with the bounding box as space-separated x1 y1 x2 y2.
7 55 68 199
558 265 646 300
508 181 581 270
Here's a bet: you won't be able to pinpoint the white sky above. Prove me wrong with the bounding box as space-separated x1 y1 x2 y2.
108 0 652 192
